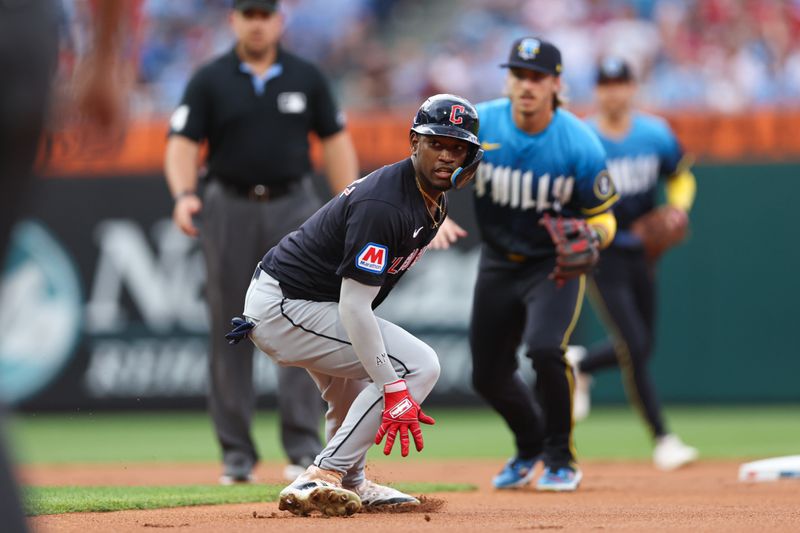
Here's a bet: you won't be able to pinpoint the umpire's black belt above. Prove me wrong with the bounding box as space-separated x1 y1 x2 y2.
216 179 302 202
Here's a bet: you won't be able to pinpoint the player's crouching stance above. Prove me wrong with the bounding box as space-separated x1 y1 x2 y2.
225 94 483 516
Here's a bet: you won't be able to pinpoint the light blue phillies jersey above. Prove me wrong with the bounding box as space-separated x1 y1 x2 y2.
474 99 617 258
585 112 684 247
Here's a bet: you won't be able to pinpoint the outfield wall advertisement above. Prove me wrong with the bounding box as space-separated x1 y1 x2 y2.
0 176 497 409
2 166 799 410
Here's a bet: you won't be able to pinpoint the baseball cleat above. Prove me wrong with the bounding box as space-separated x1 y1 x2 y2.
536 466 583 492
346 479 420 508
219 453 255 485
653 434 698 471
278 465 361 517
492 457 538 489
218 473 256 485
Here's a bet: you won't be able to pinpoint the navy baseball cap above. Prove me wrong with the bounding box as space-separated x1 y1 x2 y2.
500 37 563 76
233 0 279 12
596 57 634 84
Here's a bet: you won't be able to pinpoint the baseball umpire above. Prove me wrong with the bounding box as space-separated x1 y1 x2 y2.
164 0 358 484
225 94 483 516
568 57 698 470
433 38 618 491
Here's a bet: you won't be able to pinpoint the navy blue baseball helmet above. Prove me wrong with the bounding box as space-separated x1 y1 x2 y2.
411 94 483 189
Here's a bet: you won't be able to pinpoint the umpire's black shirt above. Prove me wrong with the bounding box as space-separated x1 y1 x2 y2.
168 46 344 186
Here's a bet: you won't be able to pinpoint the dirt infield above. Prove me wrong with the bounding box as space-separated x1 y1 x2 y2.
23 460 800 532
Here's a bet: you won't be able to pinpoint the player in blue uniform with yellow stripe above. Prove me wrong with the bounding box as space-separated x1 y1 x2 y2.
434 38 618 491
568 58 699 471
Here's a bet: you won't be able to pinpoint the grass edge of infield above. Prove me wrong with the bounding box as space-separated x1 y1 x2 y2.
24 482 476 516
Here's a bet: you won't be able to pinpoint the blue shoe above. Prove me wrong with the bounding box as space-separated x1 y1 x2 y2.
492 457 537 489
536 466 583 492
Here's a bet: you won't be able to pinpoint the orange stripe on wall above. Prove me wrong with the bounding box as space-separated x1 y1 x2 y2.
40 110 800 177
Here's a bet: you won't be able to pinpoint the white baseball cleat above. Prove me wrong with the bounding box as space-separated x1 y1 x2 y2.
346 479 420 508
653 434 699 471
278 465 361 517
565 346 591 422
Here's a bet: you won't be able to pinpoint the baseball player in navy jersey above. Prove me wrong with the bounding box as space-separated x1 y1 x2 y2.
225 94 484 516
434 38 618 492
567 58 698 471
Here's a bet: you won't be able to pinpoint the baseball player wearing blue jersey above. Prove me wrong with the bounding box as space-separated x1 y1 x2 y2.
226 94 484 516
435 38 618 492
569 58 698 471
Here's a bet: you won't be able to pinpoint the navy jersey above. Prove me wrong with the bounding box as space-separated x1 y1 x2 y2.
262 158 439 308
585 112 684 247
474 100 617 258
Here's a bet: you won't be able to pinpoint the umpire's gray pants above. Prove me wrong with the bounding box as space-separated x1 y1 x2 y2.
201 180 324 471
243 271 440 487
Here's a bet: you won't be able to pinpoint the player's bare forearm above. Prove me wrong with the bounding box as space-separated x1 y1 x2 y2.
321 131 359 193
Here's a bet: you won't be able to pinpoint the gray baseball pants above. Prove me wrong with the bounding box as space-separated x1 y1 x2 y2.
201 179 325 472
243 270 440 487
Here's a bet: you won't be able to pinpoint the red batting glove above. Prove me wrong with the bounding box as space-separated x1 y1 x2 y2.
375 379 435 457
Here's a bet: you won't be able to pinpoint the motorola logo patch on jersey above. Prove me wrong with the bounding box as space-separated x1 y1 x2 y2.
356 243 389 274
277 92 307 114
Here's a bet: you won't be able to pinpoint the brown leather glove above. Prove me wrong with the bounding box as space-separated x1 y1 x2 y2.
630 205 689 261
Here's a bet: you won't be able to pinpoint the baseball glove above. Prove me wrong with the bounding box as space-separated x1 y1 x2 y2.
629 205 688 261
539 214 600 287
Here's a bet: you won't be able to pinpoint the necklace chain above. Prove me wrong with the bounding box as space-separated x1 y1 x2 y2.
415 176 447 229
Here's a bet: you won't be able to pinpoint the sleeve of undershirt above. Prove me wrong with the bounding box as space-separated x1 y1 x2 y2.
338 277 400 388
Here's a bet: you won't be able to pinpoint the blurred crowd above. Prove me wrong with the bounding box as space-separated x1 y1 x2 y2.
61 0 800 116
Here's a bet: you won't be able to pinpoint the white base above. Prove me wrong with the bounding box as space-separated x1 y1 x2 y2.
738 455 800 482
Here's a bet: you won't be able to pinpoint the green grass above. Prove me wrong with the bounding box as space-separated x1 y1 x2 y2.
9 406 800 465
24 482 474 516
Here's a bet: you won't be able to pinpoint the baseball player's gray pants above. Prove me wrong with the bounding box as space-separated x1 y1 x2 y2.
201 180 325 472
243 270 440 487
